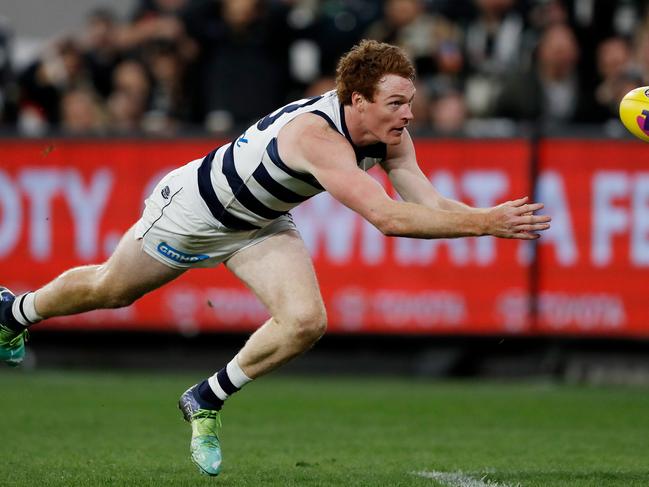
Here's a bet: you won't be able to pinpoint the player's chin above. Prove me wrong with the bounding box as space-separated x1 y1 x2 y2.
385 129 405 145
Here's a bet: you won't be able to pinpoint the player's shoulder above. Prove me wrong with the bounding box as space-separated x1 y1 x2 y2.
278 114 354 169
281 111 347 148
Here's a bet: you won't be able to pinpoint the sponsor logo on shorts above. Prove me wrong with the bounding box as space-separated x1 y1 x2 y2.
157 242 209 264
161 185 171 199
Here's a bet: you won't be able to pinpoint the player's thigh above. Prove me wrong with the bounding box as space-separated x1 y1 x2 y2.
224 230 325 323
100 224 186 297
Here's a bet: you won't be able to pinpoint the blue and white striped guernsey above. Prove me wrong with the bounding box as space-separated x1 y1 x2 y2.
197 90 387 230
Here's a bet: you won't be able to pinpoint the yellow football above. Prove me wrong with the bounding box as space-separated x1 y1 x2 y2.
619 86 649 142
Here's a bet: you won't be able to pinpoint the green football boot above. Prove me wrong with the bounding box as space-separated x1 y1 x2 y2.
179 385 223 476
0 287 27 367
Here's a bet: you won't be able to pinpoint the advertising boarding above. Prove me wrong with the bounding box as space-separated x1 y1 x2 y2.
0 138 646 336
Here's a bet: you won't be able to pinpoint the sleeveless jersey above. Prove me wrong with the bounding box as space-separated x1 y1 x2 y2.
197 90 387 230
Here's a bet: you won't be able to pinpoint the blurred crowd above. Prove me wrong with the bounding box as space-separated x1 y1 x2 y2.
0 0 647 137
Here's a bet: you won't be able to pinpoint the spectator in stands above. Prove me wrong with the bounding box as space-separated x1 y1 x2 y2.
365 0 463 81
430 88 468 134
182 0 294 131
307 0 379 79
595 36 634 118
463 0 525 116
131 0 188 22
17 37 91 134
106 58 151 133
494 23 604 125
60 87 106 134
141 40 188 133
6 0 649 135
428 0 477 23
562 0 643 86
112 58 151 105
523 0 569 66
527 0 569 31
80 8 122 100
107 90 143 133
631 9 649 84
117 0 198 76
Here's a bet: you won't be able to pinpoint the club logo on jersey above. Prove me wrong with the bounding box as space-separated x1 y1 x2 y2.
644 89 649 98
236 131 249 147
636 109 649 137
157 242 209 264
161 185 171 199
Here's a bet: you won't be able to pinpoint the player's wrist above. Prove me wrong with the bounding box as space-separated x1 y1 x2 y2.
475 209 492 237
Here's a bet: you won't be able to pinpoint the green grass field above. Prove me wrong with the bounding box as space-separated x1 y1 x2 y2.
1 369 648 487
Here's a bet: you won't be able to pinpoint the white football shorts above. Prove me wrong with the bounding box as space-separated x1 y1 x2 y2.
134 158 297 269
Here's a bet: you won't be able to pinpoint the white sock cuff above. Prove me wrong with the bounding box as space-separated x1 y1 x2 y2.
208 374 229 401
227 355 253 389
12 292 42 327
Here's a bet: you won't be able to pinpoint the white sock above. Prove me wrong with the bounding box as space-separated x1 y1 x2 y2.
227 355 253 388
11 292 42 327
208 355 252 401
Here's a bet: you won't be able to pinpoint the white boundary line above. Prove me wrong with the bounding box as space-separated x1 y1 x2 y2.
412 470 521 487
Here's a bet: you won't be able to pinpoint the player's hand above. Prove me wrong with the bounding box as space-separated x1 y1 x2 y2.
485 196 551 240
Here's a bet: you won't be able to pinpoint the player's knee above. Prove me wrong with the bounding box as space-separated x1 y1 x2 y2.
289 304 327 345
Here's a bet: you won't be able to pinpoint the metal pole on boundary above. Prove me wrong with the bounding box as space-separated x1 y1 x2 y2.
528 123 542 335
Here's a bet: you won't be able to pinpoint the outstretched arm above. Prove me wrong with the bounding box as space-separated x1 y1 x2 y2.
278 116 551 240
379 128 550 234
380 129 480 212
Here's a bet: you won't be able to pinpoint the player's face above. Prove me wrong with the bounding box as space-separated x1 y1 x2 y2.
363 75 415 145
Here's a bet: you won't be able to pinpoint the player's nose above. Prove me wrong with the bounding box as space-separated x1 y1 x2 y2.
402 104 414 121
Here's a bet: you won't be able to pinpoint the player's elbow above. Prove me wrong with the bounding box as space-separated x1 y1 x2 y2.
362 200 409 236
371 212 403 236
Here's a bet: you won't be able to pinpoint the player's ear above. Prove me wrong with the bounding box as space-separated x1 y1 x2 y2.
351 92 365 111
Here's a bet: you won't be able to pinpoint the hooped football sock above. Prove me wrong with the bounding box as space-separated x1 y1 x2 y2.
195 380 223 410
226 355 253 388
1 292 40 332
13 293 42 326
195 356 253 411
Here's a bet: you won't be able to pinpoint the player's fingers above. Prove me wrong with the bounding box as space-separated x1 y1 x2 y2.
514 223 551 232
511 232 541 240
515 202 544 214
510 196 529 207
522 214 551 224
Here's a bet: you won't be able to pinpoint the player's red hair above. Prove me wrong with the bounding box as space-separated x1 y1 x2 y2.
336 40 415 105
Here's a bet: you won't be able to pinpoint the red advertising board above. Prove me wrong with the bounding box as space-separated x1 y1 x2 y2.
1 138 647 336
0 138 531 335
535 140 649 337
295 140 531 335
